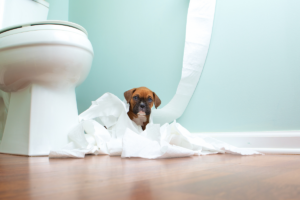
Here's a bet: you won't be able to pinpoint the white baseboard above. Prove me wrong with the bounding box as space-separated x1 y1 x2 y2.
242 148 300 154
194 130 300 155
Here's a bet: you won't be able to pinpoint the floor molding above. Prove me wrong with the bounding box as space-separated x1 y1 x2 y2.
194 131 300 154
243 148 300 154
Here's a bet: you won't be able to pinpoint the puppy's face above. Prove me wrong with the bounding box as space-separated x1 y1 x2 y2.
124 87 161 116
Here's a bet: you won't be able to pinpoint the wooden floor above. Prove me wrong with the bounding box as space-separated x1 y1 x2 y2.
0 154 300 200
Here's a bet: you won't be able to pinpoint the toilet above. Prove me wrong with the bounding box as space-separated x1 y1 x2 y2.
0 0 94 155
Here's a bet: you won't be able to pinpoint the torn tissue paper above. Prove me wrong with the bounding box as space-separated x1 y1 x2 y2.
49 93 261 159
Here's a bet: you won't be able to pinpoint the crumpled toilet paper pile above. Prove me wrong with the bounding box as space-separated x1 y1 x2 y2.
49 93 261 159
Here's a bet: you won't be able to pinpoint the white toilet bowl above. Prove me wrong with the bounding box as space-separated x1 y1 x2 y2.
0 21 94 155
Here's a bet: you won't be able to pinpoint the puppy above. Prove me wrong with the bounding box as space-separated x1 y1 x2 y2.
124 87 161 130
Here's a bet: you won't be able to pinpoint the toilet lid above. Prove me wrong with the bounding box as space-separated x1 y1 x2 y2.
0 20 88 36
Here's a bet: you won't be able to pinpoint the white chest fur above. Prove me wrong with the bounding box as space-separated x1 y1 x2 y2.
132 115 147 126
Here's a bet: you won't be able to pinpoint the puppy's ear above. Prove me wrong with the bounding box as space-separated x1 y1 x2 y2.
124 88 136 103
153 92 161 109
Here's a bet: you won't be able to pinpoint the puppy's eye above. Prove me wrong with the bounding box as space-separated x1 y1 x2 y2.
148 98 153 102
133 96 138 100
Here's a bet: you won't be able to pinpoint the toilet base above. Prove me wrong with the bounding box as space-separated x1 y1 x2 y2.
0 84 79 156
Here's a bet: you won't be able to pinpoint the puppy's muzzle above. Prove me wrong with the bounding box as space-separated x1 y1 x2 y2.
138 102 146 113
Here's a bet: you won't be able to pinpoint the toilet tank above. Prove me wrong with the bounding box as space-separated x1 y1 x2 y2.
0 0 49 30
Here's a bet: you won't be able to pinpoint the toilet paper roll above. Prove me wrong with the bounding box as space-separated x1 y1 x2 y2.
152 0 216 124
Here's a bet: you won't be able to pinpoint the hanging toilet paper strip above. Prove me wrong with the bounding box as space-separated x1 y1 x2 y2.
49 93 261 159
152 0 216 124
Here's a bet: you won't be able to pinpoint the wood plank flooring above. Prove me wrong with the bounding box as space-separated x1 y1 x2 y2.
0 153 299 200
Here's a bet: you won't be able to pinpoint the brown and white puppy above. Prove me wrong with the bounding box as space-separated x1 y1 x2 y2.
124 87 161 130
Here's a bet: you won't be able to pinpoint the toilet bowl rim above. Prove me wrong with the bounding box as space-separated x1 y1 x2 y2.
0 20 88 36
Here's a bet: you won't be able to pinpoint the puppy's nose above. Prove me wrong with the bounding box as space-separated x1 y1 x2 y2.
140 103 145 108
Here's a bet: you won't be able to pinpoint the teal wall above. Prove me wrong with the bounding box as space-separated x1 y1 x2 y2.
179 0 300 132
66 0 300 132
47 0 69 21
69 0 188 112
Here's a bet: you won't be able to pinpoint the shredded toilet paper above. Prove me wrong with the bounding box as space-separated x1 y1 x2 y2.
49 93 261 159
152 0 216 124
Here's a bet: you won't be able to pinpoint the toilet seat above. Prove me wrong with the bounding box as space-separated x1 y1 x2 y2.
0 20 93 55
0 20 88 38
